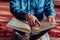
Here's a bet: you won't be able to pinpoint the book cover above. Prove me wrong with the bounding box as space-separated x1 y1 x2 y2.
6 18 56 34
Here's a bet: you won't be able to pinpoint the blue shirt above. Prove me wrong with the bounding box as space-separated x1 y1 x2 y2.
10 0 56 21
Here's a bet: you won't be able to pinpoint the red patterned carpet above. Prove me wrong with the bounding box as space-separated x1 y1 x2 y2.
0 2 60 38
49 7 60 37
0 2 13 37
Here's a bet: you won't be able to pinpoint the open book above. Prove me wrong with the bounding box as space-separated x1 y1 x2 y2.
6 18 56 34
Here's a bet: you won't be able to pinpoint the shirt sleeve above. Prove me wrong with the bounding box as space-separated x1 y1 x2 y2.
44 0 56 17
10 0 28 20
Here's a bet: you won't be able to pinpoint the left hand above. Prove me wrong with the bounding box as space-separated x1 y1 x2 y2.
46 16 56 24
25 14 41 26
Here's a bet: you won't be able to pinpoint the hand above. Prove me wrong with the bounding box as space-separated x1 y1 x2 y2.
46 16 56 24
25 14 41 26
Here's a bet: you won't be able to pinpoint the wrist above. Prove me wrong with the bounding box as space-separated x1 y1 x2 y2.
47 15 54 18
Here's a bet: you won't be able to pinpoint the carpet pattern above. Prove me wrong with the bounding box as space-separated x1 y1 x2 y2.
0 2 60 38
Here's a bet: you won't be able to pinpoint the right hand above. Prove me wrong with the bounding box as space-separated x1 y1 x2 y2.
25 14 41 26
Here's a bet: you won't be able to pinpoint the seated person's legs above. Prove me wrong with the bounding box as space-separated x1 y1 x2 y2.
40 33 50 40
12 31 24 40
13 30 29 40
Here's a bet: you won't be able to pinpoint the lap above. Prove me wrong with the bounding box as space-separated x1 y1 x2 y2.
12 32 25 40
13 30 50 40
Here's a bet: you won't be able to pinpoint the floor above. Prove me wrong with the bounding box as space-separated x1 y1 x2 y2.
0 37 12 40
0 1 60 40
50 37 60 40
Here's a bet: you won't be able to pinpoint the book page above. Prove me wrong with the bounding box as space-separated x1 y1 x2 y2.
7 18 56 34
7 18 31 33
31 21 56 34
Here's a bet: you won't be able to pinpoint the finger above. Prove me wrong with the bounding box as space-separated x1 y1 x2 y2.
48 17 51 23
35 19 41 26
29 14 35 26
51 17 56 24
35 21 39 27
25 14 31 25
32 19 35 26
28 20 30 25
30 18 36 26
48 16 56 24
30 19 33 26
27 15 33 26
25 17 31 25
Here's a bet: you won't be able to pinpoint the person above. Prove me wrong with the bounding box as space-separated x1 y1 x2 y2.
10 0 56 40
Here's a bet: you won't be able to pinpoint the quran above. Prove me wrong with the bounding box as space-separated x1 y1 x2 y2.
6 18 56 34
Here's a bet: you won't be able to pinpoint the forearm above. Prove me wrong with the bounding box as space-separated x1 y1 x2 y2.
10 0 27 20
44 0 56 17
10 8 27 20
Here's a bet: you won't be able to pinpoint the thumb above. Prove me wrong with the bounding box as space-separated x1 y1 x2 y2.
48 16 55 24
51 17 56 24
47 16 51 23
